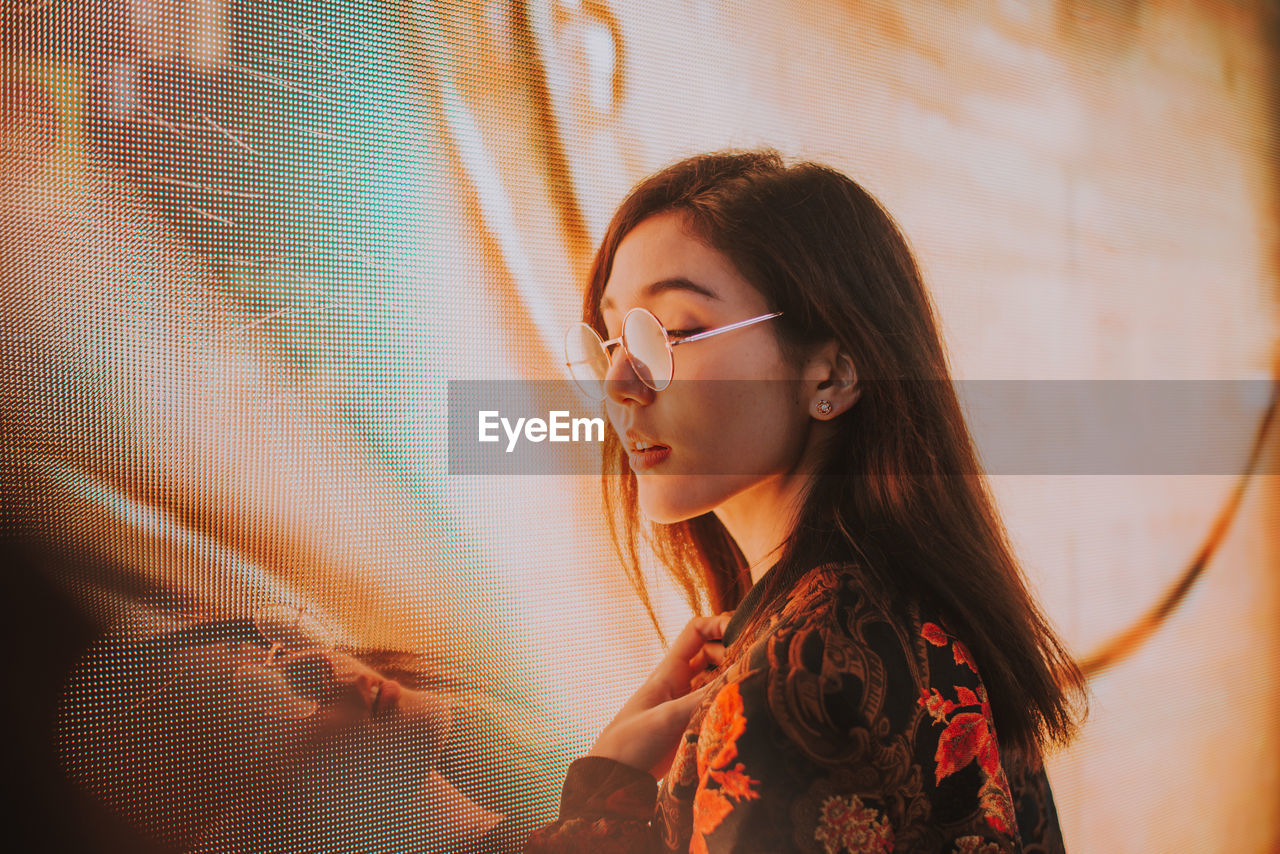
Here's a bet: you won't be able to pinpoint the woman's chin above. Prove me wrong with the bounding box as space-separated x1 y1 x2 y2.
636 487 704 525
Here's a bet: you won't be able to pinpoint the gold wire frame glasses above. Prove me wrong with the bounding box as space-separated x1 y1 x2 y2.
564 306 784 401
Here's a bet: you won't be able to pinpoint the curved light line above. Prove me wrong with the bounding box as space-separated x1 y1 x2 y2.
1079 372 1280 677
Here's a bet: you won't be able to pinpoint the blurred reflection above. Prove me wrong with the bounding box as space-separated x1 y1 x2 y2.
5 0 639 848
58 609 554 851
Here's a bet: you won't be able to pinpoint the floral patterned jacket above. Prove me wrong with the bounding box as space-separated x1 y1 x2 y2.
524 562 1066 853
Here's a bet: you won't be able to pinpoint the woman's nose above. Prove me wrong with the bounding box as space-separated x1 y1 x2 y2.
603 343 655 406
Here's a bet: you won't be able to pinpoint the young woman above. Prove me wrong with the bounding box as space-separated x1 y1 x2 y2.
525 150 1088 853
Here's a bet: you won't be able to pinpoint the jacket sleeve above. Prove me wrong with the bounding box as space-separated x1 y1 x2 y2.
522 755 662 854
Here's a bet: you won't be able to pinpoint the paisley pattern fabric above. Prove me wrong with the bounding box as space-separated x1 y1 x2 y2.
525 562 1066 853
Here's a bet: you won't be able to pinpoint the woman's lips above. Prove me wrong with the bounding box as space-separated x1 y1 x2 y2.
628 446 671 471
371 679 401 716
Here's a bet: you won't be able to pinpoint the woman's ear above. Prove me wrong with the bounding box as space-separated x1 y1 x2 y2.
803 341 860 417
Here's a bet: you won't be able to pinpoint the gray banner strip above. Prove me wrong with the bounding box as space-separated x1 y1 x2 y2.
446 380 1278 475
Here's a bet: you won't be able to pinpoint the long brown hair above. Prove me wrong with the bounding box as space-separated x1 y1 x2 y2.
581 149 1088 767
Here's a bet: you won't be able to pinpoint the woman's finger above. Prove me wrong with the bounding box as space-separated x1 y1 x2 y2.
664 614 731 666
655 641 727 701
631 614 734 704
683 640 725 679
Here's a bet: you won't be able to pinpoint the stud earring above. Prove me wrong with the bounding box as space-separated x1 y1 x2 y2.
815 400 833 416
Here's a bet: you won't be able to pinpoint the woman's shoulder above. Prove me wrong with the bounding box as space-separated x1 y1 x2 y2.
781 559 900 611
762 559 923 654
709 560 1057 851
707 560 933 790
733 560 932 725
737 559 994 750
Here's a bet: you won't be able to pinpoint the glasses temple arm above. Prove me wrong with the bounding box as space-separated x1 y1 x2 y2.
669 311 784 346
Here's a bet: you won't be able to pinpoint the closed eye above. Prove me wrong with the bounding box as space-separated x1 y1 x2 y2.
666 327 705 340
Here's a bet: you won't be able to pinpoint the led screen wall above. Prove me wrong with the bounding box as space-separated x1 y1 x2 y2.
3 1 1278 851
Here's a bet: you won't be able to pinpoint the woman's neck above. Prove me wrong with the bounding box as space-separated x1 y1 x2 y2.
744 547 784 586
713 471 812 586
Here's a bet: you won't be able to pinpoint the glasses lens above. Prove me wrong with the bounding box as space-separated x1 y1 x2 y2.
623 309 673 391
564 323 609 399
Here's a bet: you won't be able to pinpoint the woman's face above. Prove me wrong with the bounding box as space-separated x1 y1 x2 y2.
599 211 816 525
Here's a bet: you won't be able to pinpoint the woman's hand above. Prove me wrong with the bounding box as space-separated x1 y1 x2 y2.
588 613 731 779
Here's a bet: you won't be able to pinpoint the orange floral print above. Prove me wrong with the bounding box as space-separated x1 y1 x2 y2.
710 763 761 802
813 793 894 853
921 622 950 647
670 732 699 789
690 683 760 854
977 776 1016 836
920 687 956 723
697 681 749 779
953 836 1002 854
692 786 734 853
953 640 978 673
918 624 1018 837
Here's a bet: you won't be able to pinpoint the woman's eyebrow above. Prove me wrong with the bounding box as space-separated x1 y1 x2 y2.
600 277 722 312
